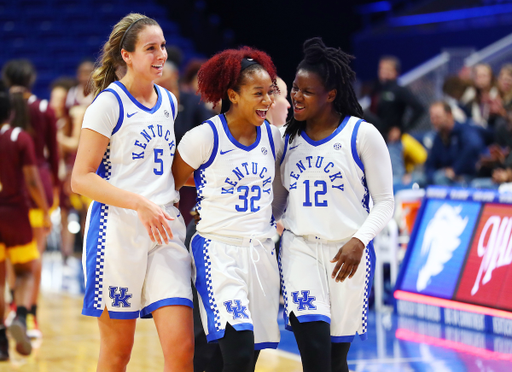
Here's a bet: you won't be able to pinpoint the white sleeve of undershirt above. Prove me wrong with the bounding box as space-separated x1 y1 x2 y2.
177 123 215 169
352 123 395 247
81 91 120 139
271 124 288 220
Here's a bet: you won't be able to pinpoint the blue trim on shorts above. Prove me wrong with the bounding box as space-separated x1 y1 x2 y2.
82 201 102 314
107 310 141 320
255 342 278 350
140 297 194 318
205 322 254 343
284 313 331 331
192 235 221 339
331 333 362 343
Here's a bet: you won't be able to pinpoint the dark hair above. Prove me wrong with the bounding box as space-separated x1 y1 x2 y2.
380 55 401 74
197 47 277 113
431 101 452 114
2 59 36 89
90 13 159 96
285 37 363 141
442 75 470 101
0 81 10 124
2 59 36 131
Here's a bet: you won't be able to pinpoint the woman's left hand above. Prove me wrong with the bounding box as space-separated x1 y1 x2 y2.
330 238 365 282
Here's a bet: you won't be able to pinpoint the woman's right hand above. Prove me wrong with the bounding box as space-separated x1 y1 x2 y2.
135 196 174 244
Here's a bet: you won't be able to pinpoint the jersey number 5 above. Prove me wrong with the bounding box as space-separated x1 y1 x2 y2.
153 148 163 175
303 180 328 207
236 185 261 212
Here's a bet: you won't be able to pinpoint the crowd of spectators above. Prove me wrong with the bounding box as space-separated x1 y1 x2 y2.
362 56 512 193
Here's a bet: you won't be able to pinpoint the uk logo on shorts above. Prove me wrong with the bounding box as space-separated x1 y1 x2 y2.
224 300 249 319
108 286 133 308
292 290 317 310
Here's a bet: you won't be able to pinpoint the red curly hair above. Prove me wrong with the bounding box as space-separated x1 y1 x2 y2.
197 46 277 108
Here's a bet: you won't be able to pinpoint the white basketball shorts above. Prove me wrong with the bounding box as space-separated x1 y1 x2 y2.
279 230 375 342
82 201 193 319
191 233 280 350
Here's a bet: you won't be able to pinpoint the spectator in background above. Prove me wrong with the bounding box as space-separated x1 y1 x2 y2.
66 59 94 108
367 56 425 191
442 75 471 123
266 77 290 128
368 55 425 142
497 64 512 112
461 63 499 128
425 102 483 186
181 58 205 94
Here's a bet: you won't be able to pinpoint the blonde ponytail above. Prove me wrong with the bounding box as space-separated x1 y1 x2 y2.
90 13 159 97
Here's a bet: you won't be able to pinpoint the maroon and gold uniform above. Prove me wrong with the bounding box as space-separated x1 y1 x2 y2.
0 125 40 263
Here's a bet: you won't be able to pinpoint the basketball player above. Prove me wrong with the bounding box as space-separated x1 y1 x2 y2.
71 14 193 372
0 84 50 357
2 60 60 338
172 47 282 372
277 38 394 372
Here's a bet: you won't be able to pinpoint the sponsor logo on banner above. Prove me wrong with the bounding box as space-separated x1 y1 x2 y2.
399 200 481 299
455 204 512 310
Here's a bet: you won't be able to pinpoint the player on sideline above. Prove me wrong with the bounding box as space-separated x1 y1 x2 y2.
71 13 193 372
2 60 59 338
172 47 282 372
276 38 394 372
0 84 51 358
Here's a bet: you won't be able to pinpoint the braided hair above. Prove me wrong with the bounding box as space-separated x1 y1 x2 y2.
285 37 363 141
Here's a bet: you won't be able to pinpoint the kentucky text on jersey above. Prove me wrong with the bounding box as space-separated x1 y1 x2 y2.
288 156 344 191
222 161 272 195
132 124 176 160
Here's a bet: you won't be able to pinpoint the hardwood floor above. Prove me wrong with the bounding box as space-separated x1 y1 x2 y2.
0 292 302 371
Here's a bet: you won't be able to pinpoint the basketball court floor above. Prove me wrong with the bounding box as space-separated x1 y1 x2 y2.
0 252 510 371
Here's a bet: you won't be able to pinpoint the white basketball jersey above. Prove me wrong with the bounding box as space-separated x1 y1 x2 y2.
280 116 370 241
95 82 179 205
194 114 276 239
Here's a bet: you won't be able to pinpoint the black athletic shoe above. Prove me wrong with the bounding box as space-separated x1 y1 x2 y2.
0 335 8 361
9 318 32 356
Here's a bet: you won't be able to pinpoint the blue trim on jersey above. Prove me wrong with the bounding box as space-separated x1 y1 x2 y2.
164 88 177 120
300 115 350 147
104 88 124 136
265 121 276 160
113 81 162 114
140 297 194 318
280 133 290 166
220 114 261 151
198 120 219 170
255 342 279 350
351 119 366 172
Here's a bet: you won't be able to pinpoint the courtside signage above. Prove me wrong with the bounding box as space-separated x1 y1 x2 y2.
394 187 512 336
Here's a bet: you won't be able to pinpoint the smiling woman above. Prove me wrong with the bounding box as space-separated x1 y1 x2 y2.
171 47 283 372
71 13 194 372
